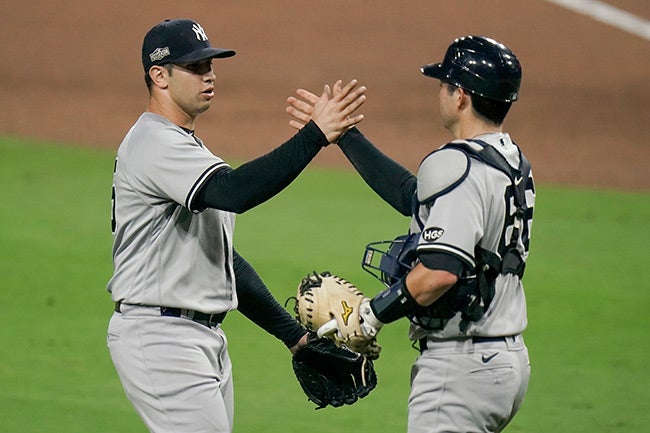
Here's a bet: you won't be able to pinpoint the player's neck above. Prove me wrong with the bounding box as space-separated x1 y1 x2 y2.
147 96 197 130
451 119 502 141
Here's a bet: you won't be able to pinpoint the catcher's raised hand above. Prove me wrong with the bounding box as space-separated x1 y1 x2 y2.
294 271 381 360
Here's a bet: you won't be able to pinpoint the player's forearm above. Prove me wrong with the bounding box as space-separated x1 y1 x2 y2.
337 128 415 215
193 121 327 213
233 250 306 349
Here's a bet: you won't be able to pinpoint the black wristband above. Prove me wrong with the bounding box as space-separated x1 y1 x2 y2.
369 277 420 324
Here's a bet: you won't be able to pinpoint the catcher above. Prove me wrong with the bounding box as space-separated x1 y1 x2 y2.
291 271 379 408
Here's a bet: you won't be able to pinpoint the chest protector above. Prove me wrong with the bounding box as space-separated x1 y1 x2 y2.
363 140 531 332
422 140 531 331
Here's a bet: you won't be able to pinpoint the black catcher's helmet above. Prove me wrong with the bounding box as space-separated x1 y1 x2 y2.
421 35 521 102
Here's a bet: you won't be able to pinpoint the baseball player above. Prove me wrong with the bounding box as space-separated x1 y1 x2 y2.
106 18 365 433
287 36 534 432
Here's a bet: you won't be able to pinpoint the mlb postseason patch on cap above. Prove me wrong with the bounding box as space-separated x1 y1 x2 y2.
149 47 171 63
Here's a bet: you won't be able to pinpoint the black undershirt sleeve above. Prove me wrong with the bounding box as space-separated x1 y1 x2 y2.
337 127 417 216
419 251 469 277
193 120 327 213
233 249 306 349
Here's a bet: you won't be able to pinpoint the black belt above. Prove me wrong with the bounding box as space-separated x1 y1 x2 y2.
115 302 226 328
418 335 516 353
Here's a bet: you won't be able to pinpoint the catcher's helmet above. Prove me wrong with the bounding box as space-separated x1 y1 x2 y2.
421 35 521 102
362 234 419 286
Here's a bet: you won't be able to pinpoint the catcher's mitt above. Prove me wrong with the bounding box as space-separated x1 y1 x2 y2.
294 271 381 359
292 334 377 409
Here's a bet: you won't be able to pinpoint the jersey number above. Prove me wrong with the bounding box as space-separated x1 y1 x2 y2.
499 178 534 256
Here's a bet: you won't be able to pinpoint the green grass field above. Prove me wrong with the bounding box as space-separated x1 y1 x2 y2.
1 136 648 432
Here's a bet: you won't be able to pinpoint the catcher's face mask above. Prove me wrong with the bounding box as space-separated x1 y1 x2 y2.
361 234 419 287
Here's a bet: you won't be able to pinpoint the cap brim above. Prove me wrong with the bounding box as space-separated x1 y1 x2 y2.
175 47 236 63
420 62 444 79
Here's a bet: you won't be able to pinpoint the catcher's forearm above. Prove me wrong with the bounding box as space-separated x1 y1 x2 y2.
233 250 306 348
368 277 420 324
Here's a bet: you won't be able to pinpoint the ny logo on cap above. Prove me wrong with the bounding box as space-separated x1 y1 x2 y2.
192 23 208 41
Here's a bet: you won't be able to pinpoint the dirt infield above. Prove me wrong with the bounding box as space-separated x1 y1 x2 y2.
1 0 648 191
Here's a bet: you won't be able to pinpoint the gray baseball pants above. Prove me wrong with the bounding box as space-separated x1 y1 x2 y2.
107 304 234 433
408 335 530 433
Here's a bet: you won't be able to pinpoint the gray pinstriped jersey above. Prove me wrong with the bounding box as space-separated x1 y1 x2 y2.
107 113 237 313
409 133 535 340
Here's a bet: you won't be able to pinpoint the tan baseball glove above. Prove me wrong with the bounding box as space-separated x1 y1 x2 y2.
294 271 381 359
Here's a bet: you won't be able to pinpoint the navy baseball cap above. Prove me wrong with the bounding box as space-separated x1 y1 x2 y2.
142 19 236 72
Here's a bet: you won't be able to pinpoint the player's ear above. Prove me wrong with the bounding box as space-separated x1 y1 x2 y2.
457 87 470 110
148 65 170 89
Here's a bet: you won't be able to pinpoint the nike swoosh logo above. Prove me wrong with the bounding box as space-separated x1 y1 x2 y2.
514 176 523 186
482 353 499 363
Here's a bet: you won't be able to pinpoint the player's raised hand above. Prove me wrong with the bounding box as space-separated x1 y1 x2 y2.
287 80 355 128
286 88 318 130
287 79 365 143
